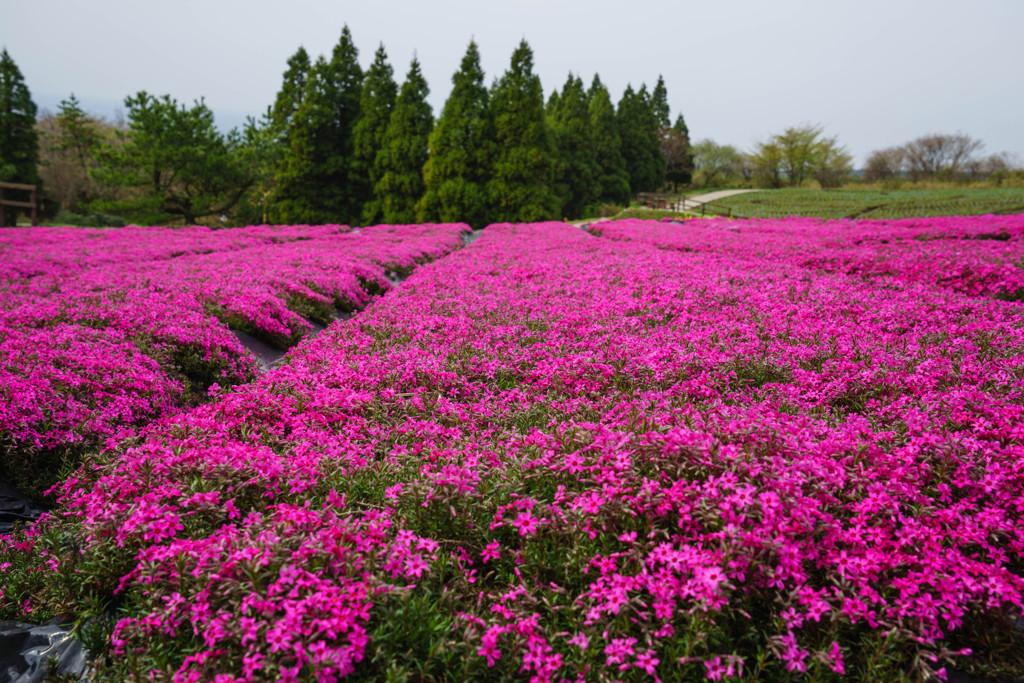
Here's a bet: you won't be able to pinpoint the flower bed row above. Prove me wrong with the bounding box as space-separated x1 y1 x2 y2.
0 223 469 496
3 218 1022 681
596 214 1024 302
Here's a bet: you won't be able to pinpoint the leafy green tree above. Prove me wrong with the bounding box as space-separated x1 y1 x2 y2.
375 58 432 224
748 125 851 188
586 76 630 206
91 92 252 225
691 139 743 188
275 26 363 224
488 40 558 223
0 48 39 225
747 138 785 188
418 41 494 227
353 45 397 224
617 84 664 194
548 74 599 218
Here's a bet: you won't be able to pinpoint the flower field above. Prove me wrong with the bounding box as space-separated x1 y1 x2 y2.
2 216 1024 681
0 223 469 496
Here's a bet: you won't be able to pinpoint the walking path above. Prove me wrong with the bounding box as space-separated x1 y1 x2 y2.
672 189 759 211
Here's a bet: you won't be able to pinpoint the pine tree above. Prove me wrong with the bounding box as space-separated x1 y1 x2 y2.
651 75 671 129
91 92 252 225
0 48 39 225
375 58 433 224
418 41 493 228
617 84 665 194
548 74 599 218
488 40 557 223
55 94 101 178
275 26 363 224
587 76 630 206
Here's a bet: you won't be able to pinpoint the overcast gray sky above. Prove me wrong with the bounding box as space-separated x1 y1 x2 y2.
2 0 1022 166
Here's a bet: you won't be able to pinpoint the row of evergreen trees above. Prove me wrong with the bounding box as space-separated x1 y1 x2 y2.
0 31 690 227
253 28 685 226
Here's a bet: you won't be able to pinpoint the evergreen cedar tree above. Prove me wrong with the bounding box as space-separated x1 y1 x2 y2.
548 74 600 219
487 39 559 223
418 41 494 228
587 76 632 207
617 84 666 194
0 48 40 225
375 58 433 224
354 45 398 225
275 26 364 225
269 47 311 143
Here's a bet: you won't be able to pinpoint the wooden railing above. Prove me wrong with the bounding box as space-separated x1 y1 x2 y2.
0 181 39 226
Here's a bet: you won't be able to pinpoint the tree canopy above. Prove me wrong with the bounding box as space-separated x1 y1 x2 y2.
748 125 851 189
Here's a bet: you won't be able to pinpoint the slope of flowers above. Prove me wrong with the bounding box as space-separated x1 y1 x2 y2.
0 223 468 495
4 219 1022 681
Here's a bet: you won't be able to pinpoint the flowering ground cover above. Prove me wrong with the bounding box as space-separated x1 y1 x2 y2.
0 223 468 497
1 217 1023 681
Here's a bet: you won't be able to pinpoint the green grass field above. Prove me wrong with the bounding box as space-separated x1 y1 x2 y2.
707 188 1024 220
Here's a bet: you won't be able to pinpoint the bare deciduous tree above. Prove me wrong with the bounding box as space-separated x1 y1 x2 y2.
862 146 905 183
902 133 983 181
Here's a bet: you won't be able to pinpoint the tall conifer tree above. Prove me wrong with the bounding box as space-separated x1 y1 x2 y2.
353 45 397 224
587 76 630 206
617 84 665 194
488 40 557 223
269 47 310 141
275 26 363 224
549 74 599 218
375 58 432 224
0 48 39 224
418 41 493 227
651 75 671 129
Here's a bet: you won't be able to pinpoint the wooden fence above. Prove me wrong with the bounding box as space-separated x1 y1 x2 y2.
0 181 38 226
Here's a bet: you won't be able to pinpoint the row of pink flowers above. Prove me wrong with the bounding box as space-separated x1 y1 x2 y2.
0 223 468 458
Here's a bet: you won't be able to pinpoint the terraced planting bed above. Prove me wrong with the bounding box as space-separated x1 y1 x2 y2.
1 216 1023 681
709 188 1024 220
